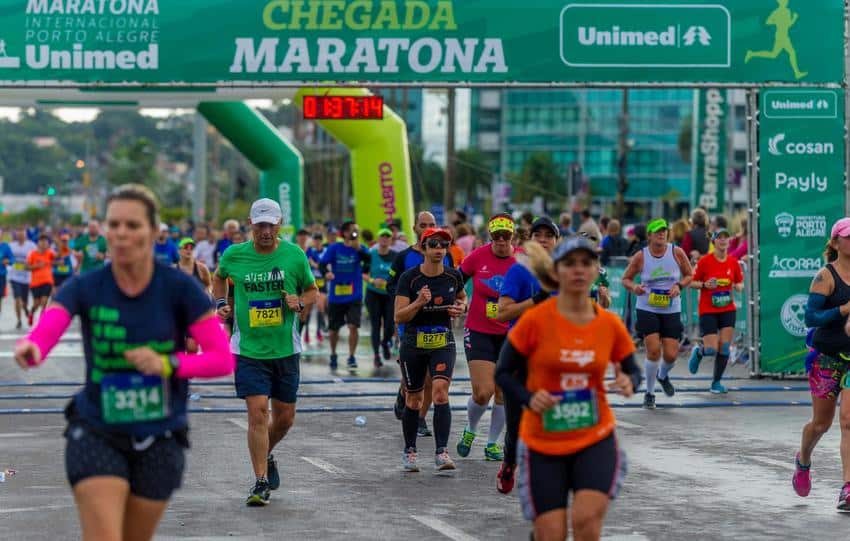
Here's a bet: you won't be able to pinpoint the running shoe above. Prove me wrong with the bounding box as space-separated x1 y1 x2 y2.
496 462 515 494
688 346 702 374
382 341 392 361
267 455 280 491
303 332 310 345
27 308 34 327
347 355 358 370
329 354 338 371
838 483 850 511
435 450 456 471
393 388 405 421
373 355 384 369
246 479 271 506
15 320 21 330
418 417 432 437
792 453 811 497
657 375 675 397
485 443 504 462
710 382 728 394
403 447 419 472
456 427 476 457
643 393 656 410
316 331 324 343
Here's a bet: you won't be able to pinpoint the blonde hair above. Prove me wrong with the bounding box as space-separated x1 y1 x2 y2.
522 241 559 291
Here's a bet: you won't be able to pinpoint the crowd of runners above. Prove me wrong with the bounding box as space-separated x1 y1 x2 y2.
10 189 850 540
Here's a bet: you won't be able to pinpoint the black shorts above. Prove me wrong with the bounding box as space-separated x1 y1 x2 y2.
0 275 6 297
518 433 626 520
11 280 29 301
235 354 300 403
54 275 71 289
463 329 507 363
699 311 736 336
635 309 683 340
64 420 188 501
327 301 362 331
30 284 52 298
399 343 456 392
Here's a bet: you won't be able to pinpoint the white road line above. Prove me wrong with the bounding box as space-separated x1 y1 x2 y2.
0 333 80 341
0 432 38 438
615 420 641 429
300 456 346 475
411 515 480 541
227 418 248 431
748 456 795 471
0 504 72 514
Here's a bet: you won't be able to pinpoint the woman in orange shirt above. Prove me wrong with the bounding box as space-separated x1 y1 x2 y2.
495 236 640 541
26 234 55 325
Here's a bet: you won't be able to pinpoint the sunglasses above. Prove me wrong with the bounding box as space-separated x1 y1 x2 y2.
425 239 450 249
579 231 599 242
491 231 513 241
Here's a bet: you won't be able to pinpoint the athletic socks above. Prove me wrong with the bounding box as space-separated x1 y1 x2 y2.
433 403 451 451
466 396 487 433
402 406 419 450
713 354 729 384
658 360 675 380
644 359 660 394
488 404 506 444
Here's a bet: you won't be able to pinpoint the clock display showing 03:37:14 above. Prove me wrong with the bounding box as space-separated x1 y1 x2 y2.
302 95 384 120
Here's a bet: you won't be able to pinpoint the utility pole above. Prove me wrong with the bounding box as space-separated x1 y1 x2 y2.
616 89 630 222
443 88 456 216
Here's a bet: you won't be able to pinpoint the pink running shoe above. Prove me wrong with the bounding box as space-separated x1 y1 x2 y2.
793 453 811 497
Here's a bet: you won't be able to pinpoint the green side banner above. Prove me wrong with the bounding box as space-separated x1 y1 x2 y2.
691 88 727 214
0 0 842 86
758 88 845 375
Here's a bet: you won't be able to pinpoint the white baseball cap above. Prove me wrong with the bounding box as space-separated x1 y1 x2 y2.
250 198 282 225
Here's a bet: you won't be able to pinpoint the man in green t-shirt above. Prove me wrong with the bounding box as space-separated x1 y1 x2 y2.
73 220 107 273
213 198 316 508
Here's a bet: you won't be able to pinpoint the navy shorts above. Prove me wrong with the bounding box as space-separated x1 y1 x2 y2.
30 284 52 298
64 418 188 501
235 354 301 403
11 280 29 301
327 301 362 331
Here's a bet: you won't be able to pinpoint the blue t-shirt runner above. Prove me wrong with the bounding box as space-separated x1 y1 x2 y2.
320 242 370 304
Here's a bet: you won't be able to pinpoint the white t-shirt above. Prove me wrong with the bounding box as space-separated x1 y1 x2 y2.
194 240 216 269
9 240 36 284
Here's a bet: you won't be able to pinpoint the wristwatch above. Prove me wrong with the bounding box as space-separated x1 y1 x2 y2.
168 354 180 374
297 300 305 312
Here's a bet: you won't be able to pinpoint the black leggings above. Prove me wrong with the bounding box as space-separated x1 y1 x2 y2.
503 366 527 465
365 290 394 356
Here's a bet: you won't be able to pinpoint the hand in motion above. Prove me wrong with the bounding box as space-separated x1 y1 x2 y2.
124 347 168 376
528 390 560 414
14 340 41 369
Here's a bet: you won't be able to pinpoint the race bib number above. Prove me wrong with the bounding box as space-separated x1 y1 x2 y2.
12 263 25 271
648 289 672 308
716 278 731 287
335 283 354 296
486 300 499 319
249 299 283 328
101 373 168 424
316 278 325 288
416 326 449 349
56 265 70 273
542 389 598 433
711 291 732 308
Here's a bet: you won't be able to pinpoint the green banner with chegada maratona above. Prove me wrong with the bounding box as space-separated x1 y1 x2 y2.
0 0 842 87
692 88 727 214
758 89 846 375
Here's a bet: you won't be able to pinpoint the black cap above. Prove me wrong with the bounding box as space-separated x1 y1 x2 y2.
552 236 599 263
531 216 560 237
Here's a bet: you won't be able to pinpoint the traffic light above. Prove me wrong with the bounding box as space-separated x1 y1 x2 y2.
46 185 56 196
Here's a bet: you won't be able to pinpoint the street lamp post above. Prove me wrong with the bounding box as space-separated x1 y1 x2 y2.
616 89 630 222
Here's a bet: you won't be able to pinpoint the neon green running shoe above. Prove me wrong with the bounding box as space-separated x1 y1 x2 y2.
484 442 504 462
456 427 476 457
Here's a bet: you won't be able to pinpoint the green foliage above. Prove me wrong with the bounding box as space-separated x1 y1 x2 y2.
453 148 492 200
0 206 50 227
514 151 563 202
220 199 252 225
160 207 189 225
107 137 160 189
409 145 444 207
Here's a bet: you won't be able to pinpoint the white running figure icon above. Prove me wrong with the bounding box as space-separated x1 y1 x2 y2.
0 39 7 57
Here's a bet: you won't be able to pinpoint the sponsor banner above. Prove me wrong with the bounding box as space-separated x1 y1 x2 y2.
0 0 842 87
691 88 726 214
758 88 845 374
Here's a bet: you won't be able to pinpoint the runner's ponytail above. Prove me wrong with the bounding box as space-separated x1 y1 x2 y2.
522 241 559 292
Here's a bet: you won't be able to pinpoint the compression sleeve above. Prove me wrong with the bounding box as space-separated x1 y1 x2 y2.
804 293 842 328
22 305 73 366
495 340 533 407
175 316 235 379
618 353 642 392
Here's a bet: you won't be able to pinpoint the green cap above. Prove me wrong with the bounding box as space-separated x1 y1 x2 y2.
646 219 669 234
377 228 393 237
179 237 195 249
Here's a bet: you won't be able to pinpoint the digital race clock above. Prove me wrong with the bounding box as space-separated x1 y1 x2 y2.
302 95 384 120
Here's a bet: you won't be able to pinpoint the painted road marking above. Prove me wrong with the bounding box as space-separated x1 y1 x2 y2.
227 418 248 431
411 515 480 541
615 419 641 429
0 504 72 514
747 456 795 472
300 456 345 475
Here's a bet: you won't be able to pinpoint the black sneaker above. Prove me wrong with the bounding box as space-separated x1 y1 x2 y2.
393 388 405 421
246 479 271 506
329 354 338 371
657 376 675 397
267 455 280 491
418 417 432 437
347 355 358 370
643 393 656 410
373 355 384 369
381 341 392 361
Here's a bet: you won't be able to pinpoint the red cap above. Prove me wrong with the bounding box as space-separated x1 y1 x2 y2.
420 227 453 244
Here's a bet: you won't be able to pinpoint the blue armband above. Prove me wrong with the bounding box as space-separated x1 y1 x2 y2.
804 293 842 328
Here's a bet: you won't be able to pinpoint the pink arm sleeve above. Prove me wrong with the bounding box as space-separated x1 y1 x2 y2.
175 315 235 379
22 305 73 366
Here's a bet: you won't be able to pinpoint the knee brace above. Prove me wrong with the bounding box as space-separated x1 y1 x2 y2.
719 342 731 356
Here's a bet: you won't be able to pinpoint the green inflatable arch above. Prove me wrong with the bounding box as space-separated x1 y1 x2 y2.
197 102 303 240
294 88 414 239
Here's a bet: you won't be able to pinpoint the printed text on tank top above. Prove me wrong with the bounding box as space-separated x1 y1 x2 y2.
636 244 681 314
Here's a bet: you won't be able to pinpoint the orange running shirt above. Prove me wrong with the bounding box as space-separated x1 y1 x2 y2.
508 298 635 456
27 249 55 287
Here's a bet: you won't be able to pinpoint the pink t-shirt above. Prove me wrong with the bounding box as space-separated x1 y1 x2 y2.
460 244 516 335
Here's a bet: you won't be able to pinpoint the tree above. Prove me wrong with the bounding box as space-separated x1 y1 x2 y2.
106 137 160 189
453 148 492 202
409 145 444 208
515 151 562 203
